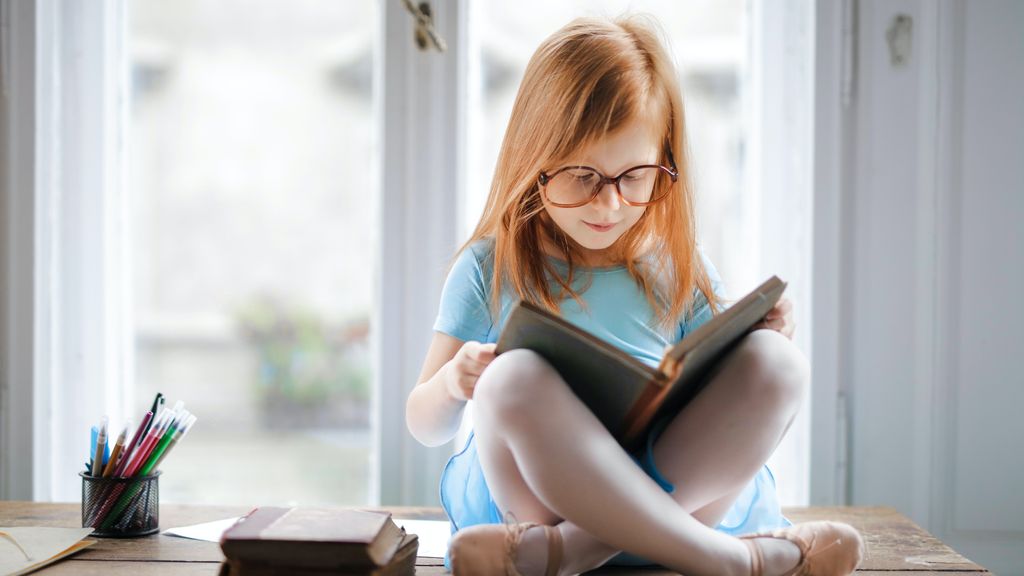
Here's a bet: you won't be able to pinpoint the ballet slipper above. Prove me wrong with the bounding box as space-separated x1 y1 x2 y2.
739 520 866 576
449 510 563 576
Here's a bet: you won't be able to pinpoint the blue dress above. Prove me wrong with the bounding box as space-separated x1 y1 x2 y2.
432 238 792 568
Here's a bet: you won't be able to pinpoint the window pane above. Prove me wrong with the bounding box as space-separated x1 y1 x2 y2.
466 1 749 294
128 0 377 506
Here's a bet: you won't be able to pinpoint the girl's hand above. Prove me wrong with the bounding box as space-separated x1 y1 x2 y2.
446 341 497 401
752 296 796 340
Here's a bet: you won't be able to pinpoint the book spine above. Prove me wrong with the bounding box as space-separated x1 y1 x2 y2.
620 378 674 451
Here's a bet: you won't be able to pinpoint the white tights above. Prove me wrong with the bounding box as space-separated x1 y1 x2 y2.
471 329 808 576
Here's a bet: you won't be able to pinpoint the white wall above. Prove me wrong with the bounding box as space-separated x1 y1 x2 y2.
833 0 1023 572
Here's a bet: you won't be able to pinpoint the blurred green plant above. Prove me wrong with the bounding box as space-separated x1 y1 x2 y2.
235 296 370 410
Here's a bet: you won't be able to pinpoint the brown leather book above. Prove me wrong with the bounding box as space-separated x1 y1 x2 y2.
495 275 787 452
220 507 408 571
219 532 418 576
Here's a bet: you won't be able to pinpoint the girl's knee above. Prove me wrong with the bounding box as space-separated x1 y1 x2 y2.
734 329 809 410
474 349 558 415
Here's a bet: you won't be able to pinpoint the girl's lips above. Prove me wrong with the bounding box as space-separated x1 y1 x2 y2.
584 221 617 232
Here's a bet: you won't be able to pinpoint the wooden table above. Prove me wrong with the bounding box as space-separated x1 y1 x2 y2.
0 502 990 575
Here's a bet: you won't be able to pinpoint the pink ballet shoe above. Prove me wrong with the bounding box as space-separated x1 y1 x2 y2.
739 520 866 576
449 510 563 576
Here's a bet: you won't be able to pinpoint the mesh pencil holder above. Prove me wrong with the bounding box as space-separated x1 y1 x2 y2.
80 471 161 537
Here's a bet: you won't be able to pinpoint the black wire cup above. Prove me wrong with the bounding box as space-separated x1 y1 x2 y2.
80 471 161 537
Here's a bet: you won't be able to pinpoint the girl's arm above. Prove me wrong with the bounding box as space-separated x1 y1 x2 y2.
406 331 496 447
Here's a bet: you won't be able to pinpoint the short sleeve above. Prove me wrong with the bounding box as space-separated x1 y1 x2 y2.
681 249 727 334
432 242 494 342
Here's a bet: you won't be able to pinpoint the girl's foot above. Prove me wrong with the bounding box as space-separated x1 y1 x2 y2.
740 520 866 576
449 511 563 576
743 537 802 576
512 524 564 576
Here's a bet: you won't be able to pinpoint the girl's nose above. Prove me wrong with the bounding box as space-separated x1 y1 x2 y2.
593 182 620 210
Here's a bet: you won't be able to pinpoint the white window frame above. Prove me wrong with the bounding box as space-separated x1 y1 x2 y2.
1 0 131 501
374 0 469 505
1 0 158 499
808 0 853 506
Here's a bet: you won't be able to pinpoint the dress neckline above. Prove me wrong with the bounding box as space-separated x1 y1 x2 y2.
545 254 627 273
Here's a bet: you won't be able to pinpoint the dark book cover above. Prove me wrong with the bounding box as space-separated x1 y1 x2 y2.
220 507 407 570
219 532 419 576
495 275 786 452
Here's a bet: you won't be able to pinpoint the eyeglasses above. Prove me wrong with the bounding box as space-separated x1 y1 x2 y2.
537 163 678 208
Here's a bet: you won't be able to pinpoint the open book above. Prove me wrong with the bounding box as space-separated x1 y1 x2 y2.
0 527 95 576
495 275 786 452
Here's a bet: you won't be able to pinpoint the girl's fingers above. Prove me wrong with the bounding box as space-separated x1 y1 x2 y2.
753 317 787 333
471 349 496 368
765 298 792 318
766 301 790 319
461 343 495 364
461 355 487 374
466 361 489 377
460 375 477 394
472 343 497 360
449 342 499 401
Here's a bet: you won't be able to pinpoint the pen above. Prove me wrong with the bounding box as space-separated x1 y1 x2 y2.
151 414 196 471
115 411 152 477
126 407 184 478
123 409 170 477
102 421 129 477
91 416 108 476
87 427 98 473
142 393 164 438
137 411 188 475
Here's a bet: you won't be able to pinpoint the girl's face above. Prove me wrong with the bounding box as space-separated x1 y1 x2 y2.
539 117 661 265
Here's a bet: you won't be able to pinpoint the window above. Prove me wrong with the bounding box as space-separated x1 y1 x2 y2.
3 0 810 507
128 0 378 506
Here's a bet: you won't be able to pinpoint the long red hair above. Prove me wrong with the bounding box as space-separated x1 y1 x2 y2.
452 14 719 333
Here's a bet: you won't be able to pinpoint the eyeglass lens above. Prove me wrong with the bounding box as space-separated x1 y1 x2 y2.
544 167 663 206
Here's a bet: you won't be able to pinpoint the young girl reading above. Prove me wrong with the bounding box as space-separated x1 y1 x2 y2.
406 14 865 576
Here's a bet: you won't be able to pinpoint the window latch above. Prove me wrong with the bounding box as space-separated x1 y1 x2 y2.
401 0 447 52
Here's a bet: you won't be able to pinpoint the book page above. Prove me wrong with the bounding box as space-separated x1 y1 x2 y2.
0 526 95 576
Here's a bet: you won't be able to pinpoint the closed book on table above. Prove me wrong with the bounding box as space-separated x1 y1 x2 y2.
220 507 408 572
219 532 418 576
496 275 786 453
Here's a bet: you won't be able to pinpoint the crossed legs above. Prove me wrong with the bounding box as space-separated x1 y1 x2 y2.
470 329 808 576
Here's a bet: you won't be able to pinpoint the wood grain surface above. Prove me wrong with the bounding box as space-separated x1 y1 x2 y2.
0 502 990 575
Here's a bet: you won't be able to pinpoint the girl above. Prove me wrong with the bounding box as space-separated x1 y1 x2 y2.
406 14 864 576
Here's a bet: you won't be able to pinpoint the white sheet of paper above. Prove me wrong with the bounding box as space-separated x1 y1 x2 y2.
162 517 240 542
161 515 451 559
391 518 450 559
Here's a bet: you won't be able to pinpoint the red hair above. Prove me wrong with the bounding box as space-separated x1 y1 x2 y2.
451 14 719 333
